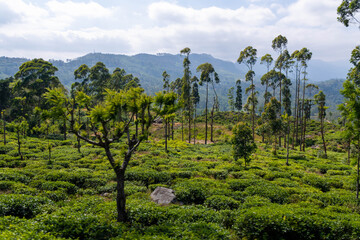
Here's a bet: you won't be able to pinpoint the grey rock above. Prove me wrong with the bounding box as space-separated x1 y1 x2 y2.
150 187 176 205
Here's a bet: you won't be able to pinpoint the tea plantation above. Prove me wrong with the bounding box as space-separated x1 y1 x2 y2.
0 118 359 240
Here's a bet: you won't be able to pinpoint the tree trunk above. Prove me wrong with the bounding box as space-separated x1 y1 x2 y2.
63 118 67 140
302 117 307 152
321 118 327 158
165 120 168 152
193 104 196 144
181 110 184 142
171 119 174 140
286 120 290 165
251 80 255 140
205 82 208 144
116 169 126 222
357 140 360 199
17 131 22 160
211 106 214 142
3 116 5 145
348 140 351 165
188 100 191 143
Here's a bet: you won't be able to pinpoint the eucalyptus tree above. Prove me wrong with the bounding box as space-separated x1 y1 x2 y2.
262 97 282 155
45 86 153 222
228 87 235 111
191 76 200 144
237 46 257 139
339 45 360 198
272 35 288 107
162 71 171 92
314 91 327 158
180 47 193 143
291 50 302 147
299 48 313 151
338 0 360 27
154 91 177 152
111 68 140 91
235 79 243 113
282 77 292 163
197 63 219 144
260 54 273 105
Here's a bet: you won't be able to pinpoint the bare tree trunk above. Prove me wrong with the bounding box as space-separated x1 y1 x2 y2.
181 110 184 142
3 116 5 145
357 140 360 199
348 140 351 165
171 119 174 140
63 118 67 140
193 104 196 144
321 118 327 158
165 120 168 152
205 82 208 144
211 106 214 142
17 131 22 160
286 120 290 165
116 169 126 222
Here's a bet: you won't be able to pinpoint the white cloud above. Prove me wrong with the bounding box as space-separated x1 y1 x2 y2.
0 0 357 64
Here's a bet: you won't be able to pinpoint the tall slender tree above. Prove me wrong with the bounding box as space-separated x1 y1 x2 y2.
197 63 219 144
260 54 273 105
315 91 328 158
339 45 360 199
228 87 235 111
237 46 257 139
180 48 192 143
191 78 200 144
235 79 243 113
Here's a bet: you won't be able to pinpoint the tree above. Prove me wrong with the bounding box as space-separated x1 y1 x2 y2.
235 79 243 113
191 78 200 144
154 91 177 152
315 91 328 158
299 48 313 151
232 122 257 167
272 35 288 109
197 63 219 144
180 47 193 143
260 54 273 105
338 0 360 27
237 46 257 140
262 97 282 155
89 62 111 102
228 87 235 111
12 59 61 124
339 45 360 199
8 117 28 160
45 86 153 222
162 71 170 92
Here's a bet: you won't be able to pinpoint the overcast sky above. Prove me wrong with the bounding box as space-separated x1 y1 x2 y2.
0 0 358 62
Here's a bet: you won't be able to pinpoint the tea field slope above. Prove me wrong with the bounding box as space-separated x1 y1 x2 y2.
0 120 359 239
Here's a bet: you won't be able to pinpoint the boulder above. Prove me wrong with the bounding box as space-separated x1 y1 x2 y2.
150 187 176 205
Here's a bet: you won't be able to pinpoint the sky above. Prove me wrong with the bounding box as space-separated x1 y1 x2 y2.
0 0 358 63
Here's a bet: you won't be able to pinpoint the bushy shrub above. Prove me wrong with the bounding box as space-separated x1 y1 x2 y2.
36 206 122 240
0 194 52 218
302 174 330 192
228 179 264 191
205 195 239 210
125 170 172 186
243 182 290 204
175 182 207 204
233 205 357 240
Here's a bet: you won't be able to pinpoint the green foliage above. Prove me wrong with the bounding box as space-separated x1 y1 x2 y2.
0 194 52 218
231 122 257 166
205 195 239 210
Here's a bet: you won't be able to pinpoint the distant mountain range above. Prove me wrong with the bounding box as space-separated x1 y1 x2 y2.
0 53 349 116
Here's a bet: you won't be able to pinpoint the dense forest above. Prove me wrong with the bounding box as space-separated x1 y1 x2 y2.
0 1 360 239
